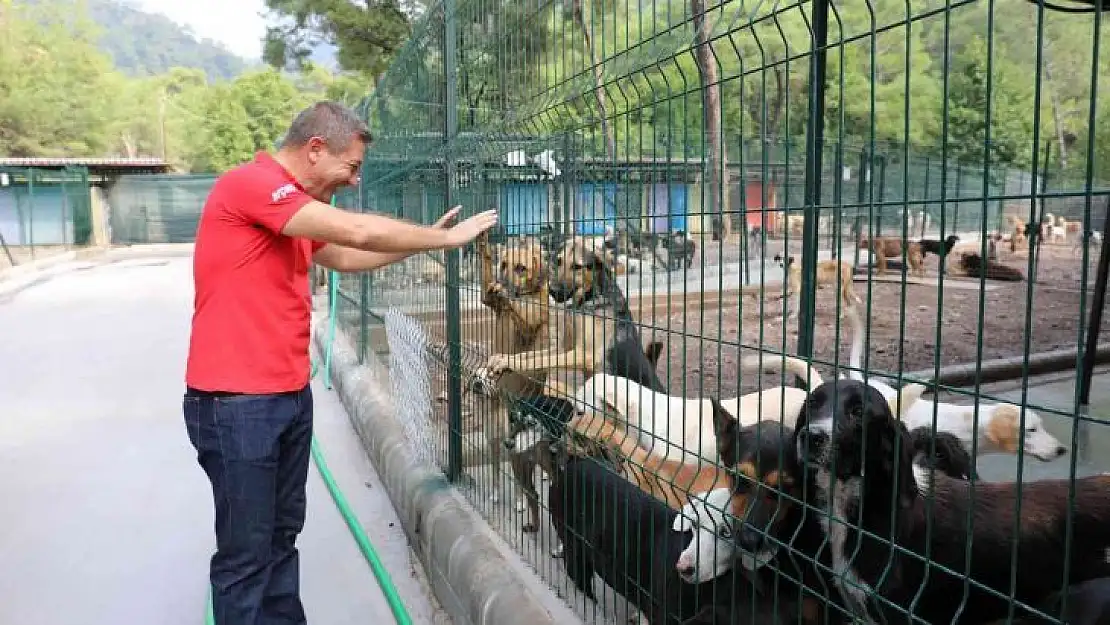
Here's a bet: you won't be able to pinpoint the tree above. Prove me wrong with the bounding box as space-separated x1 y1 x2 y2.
195 84 256 172
231 69 314 150
945 37 1035 171
261 0 413 79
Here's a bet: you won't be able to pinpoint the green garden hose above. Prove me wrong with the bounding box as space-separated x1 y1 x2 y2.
204 213 413 624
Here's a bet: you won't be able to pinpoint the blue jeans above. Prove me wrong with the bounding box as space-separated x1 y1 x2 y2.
183 385 313 625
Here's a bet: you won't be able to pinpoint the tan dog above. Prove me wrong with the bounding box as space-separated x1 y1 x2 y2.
468 232 553 504
1007 214 1028 251
773 254 861 319
479 237 667 394
858 235 925 277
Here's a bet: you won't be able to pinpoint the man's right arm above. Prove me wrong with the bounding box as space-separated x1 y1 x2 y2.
281 199 458 254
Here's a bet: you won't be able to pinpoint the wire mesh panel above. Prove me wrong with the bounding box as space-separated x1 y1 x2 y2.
106 174 217 244
342 0 1110 623
0 166 91 268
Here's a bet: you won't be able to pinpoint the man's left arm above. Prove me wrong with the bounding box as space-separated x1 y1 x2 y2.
312 245 411 272
312 206 465 273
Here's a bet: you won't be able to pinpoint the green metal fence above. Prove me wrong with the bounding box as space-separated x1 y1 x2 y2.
106 174 217 245
0 165 92 268
336 1 1110 623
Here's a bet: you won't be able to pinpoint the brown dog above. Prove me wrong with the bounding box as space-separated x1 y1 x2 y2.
774 254 861 319
858 235 925 277
467 232 554 507
567 395 741 512
479 237 666 394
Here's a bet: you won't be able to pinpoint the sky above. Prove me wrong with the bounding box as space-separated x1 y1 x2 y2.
129 0 269 60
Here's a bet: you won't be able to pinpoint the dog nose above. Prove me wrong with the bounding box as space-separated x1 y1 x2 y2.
676 563 695 579
739 525 765 551
1056 445 1067 457
796 428 823 460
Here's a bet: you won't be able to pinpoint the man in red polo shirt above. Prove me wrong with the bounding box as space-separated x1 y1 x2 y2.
183 101 497 625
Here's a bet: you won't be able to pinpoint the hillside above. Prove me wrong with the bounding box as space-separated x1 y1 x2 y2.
88 0 255 81
17 0 256 82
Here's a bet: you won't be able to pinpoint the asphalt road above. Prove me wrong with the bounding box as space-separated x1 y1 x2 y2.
0 256 447 625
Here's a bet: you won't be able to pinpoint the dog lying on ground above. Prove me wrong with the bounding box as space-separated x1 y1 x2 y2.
957 251 1025 282
773 254 861 319
569 353 826 465
858 235 925 277
546 443 750 625
843 305 1067 463
791 378 1110 625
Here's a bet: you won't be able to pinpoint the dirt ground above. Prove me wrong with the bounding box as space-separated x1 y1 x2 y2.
648 243 1108 399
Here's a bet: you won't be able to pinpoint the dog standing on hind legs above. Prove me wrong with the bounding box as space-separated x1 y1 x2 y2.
477 237 669 534
466 231 554 512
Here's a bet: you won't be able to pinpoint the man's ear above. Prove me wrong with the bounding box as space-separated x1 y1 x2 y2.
710 397 741 467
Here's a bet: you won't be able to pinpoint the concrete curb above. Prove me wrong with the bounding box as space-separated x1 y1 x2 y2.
311 317 582 625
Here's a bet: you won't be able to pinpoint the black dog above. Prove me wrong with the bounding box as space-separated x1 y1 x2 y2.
1013 577 1110 625
729 421 854 625
792 378 1110 625
919 234 960 258
547 447 756 625
909 426 978 481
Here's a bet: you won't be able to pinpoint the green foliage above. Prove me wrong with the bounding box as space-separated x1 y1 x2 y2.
261 0 413 79
196 85 256 172
20 0 252 81
362 0 1109 190
0 0 375 174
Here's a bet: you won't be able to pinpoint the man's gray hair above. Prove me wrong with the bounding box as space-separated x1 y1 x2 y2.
280 101 373 153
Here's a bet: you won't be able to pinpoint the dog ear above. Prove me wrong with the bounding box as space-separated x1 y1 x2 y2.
888 383 927 420
880 419 919 510
644 341 665 368
673 494 702 532
709 397 742 467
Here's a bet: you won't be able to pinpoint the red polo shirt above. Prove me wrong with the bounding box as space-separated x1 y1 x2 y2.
185 152 326 394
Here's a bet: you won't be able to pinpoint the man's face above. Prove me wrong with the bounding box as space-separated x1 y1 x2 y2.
304 136 366 200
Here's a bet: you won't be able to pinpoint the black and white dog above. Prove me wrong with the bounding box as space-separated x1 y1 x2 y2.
791 379 1110 625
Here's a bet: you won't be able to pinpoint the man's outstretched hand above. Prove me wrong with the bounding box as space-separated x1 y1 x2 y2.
445 209 499 248
433 206 462 229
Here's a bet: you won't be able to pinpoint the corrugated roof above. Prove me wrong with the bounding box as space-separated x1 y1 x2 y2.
0 157 170 167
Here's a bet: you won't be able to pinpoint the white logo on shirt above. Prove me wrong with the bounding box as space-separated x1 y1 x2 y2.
271 183 298 203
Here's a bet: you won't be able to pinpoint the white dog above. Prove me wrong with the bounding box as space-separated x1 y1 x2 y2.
571 355 823 465
843 306 1067 462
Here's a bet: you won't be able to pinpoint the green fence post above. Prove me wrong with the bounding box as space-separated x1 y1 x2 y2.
797 0 830 359
443 0 463 483
922 156 931 237
876 154 887 237
954 163 963 234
